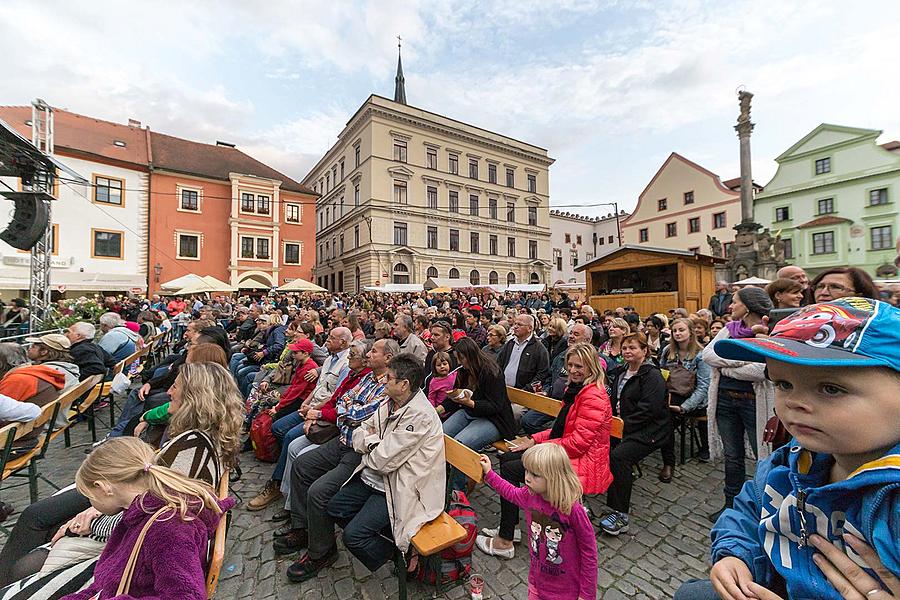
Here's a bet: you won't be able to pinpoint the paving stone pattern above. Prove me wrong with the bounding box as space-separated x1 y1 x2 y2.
3 414 752 599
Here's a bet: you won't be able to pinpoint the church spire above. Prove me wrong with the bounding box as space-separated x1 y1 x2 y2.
394 35 407 105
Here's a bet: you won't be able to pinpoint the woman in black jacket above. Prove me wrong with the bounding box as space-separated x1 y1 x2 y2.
600 332 671 536
441 337 515 489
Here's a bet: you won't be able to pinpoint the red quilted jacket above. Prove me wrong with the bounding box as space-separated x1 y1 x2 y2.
532 383 613 494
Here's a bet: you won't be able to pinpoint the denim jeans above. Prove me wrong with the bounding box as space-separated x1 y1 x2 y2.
271 411 304 482
442 409 500 489
673 579 718 600
237 365 260 397
108 388 145 438
520 409 554 435
716 389 758 505
229 352 246 377
327 475 393 572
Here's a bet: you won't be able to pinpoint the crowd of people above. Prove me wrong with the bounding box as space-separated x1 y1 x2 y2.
0 261 896 599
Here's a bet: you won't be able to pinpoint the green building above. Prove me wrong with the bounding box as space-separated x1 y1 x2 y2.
755 124 900 278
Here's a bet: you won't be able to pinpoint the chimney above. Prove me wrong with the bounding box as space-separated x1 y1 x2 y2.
128 118 141 128
216 141 236 148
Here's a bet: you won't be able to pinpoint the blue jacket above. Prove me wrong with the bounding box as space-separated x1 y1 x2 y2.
261 325 286 360
711 440 900 600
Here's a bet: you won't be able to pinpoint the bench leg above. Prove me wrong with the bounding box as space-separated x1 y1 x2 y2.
88 405 97 442
64 426 71 448
395 550 408 600
28 461 39 503
680 416 687 465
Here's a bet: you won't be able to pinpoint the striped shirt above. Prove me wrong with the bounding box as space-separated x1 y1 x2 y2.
335 372 388 446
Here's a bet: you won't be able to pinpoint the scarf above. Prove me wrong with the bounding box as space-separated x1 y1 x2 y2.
549 382 583 439
725 319 755 339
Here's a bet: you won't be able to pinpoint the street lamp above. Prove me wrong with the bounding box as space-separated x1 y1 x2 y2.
153 262 162 283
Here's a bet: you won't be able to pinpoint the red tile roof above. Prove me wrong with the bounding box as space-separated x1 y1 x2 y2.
881 141 900 151
797 215 853 229
150 131 313 194
721 177 763 191
0 105 313 194
0 106 149 168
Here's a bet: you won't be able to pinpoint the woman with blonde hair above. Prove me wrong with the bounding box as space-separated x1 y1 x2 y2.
57 437 233 600
135 362 244 470
599 317 629 369
476 343 612 560
657 318 712 481
478 443 598 599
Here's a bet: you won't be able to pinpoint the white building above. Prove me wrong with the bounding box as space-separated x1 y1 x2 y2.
549 210 626 285
0 106 149 298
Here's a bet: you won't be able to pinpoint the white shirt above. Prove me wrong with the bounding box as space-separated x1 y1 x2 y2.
503 335 532 387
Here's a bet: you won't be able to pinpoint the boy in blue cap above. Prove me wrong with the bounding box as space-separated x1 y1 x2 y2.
675 297 900 600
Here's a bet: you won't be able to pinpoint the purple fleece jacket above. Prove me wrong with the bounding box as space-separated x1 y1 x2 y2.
485 470 598 599
62 493 234 600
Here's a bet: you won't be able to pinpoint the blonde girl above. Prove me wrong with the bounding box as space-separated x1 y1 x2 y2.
61 437 232 600
478 444 597 600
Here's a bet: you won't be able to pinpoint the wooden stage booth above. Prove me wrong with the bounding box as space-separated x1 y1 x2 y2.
575 245 723 316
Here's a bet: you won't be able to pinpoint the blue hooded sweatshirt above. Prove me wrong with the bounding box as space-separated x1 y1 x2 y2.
711 440 900 600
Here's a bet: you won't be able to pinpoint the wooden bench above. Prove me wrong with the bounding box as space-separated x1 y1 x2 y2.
396 434 482 600
54 376 104 448
492 386 563 452
0 399 60 503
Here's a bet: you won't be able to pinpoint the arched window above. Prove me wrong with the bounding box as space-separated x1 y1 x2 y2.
393 262 410 284
507 272 516 285
530 272 540 284
489 271 499 285
449 267 460 279
426 266 438 279
470 270 480 285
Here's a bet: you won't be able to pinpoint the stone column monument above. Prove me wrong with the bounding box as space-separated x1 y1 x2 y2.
709 90 785 281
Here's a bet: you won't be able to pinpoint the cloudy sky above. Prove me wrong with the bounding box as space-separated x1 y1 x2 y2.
4 0 899 217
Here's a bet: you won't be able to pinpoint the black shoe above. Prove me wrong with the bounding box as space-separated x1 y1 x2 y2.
271 509 290 523
229 464 243 483
708 507 726 524
286 547 338 583
274 529 308 555
698 449 710 462
658 465 673 483
274 523 296 538
241 437 254 453
0 501 14 523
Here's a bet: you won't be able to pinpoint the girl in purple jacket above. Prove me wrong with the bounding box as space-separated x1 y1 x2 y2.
479 443 598 600
62 437 233 600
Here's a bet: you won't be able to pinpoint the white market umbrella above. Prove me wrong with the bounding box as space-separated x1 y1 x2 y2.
733 276 771 286
201 276 237 292
159 274 206 292
277 278 327 292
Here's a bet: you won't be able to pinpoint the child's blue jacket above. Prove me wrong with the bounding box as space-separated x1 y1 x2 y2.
711 440 900 600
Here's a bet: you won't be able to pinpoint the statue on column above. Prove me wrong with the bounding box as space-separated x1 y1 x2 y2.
738 90 753 126
706 235 723 258
773 234 786 264
757 229 773 261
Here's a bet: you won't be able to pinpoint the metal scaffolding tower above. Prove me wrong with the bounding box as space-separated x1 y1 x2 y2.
28 100 55 333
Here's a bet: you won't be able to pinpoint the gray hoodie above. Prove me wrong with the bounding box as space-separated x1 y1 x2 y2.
99 326 141 362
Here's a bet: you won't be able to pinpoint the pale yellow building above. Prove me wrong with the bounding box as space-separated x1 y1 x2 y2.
304 76 554 292
622 153 747 256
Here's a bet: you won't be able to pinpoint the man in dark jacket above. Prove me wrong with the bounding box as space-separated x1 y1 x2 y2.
708 281 733 317
65 322 114 381
497 314 550 390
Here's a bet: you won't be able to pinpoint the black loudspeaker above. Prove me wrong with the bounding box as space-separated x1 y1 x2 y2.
0 191 52 250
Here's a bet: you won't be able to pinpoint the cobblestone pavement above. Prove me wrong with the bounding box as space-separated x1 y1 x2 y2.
3 415 745 599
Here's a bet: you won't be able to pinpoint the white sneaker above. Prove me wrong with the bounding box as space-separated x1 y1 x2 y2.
479 527 522 543
475 534 515 559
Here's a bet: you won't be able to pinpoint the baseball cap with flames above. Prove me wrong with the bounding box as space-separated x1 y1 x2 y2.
714 297 900 372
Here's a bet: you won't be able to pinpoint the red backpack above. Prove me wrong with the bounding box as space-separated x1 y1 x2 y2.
249 412 278 462
412 490 477 585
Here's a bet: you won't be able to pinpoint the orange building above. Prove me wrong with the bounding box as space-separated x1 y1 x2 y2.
147 133 317 294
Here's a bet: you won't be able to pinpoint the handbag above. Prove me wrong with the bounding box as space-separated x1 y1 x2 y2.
116 506 172 596
268 360 294 385
665 362 697 398
763 414 791 450
306 421 339 445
